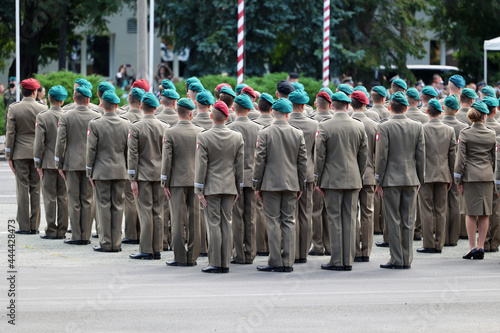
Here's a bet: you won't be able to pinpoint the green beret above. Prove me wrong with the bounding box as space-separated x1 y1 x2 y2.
48 85 68 101
406 87 421 101
354 85 369 98
337 84 353 95
102 91 120 105
272 98 293 113
185 77 200 86
291 82 305 91
482 96 499 108
372 86 387 98
472 101 489 114
161 89 180 99
177 98 195 110
331 91 352 103
259 93 274 105
481 85 495 98
234 94 253 109
392 78 407 90
196 90 215 105
289 90 310 104
98 81 115 93
75 86 92 98
428 98 443 112
461 88 477 100
8 76 16 82
421 86 438 97
188 82 204 92
391 91 409 106
235 83 248 94
444 95 459 110
161 79 176 91
131 87 145 101
320 87 334 98
141 92 160 108
75 78 92 89
449 74 465 88
220 86 236 98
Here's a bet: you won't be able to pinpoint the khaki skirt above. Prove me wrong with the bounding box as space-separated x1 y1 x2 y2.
462 181 493 216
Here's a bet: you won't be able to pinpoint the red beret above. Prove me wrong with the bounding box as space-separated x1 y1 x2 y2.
20 78 40 90
316 91 332 103
216 83 232 92
213 101 229 117
241 86 256 98
351 91 370 105
132 79 150 92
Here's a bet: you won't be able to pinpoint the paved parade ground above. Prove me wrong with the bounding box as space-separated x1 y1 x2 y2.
0 159 499 332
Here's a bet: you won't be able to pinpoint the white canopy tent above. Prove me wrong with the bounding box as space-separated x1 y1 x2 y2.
484 37 500 84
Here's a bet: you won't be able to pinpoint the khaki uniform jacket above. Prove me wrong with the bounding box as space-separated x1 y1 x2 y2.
154 105 164 115
288 112 318 183
120 107 143 123
375 114 425 187
486 117 500 136
252 120 307 192
454 123 496 184
6 97 48 160
406 106 428 124
86 112 130 180
254 113 274 126
370 104 391 120
422 119 456 183
34 106 63 169
227 116 262 187
194 124 244 195
456 107 471 125
156 108 178 126
315 112 367 189
192 112 213 130
248 108 260 120
442 115 468 142
161 120 203 188
63 102 102 114
365 109 381 122
495 136 500 192
54 105 100 171
128 114 169 182
352 111 378 185
312 111 332 123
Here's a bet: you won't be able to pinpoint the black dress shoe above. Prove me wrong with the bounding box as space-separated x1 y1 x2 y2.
380 262 404 269
321 263 343 271
66 229 72 233
403 265 411 269
92 233 99 238
413 236 422 241
256 252 269 256
187 262 197 266
324 251 332 256
459 235 468 240
308 250 324 256
14 230 31 235
294 258 307 264
221 267 229 273
153 252 161 260
362 256 370 262
93 246 120 252
198 253 208 257
257 265 284 272
231 259 243 264
30 230 39 234
201 265 222 273
64 239 84 245
354 257 363 262
444 243 457 247
283 266 293 272
375 241 389 248
474 248 485 260
166 261 188 266
40 234 61 239
122 238 139 244
344 266 352 271
463 248 477 259
490 248 499 253
81 240 91 245
417 247 436 253
374 231 383 235
129 252 153 260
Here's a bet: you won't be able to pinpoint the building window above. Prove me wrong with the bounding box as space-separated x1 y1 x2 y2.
127 18 137 34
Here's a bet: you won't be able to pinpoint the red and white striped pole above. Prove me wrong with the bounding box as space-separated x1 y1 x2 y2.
322 0 330 87
237 0 244 85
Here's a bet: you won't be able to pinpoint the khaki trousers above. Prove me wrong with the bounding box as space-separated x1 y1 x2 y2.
262 191 297 267
41 169 68 237
66 171 94 241
94 180 125 251
324 189 359 267
255 199 268 253
124 180 140 240
420 182 448 251
383 186 417 267
295 182 313 260
460 196 467 238
356 185 374 257
200 202 208 253
13 159 40 231
232 187 256 263
414 195 422 238
485 192 500 251
204 194 235 268
311 190 330 253
373 191 384 234
136 181 164 254
445 183 461 245
160 190 172 250
170 187 200 264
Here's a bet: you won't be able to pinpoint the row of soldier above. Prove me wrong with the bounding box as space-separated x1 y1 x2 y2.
5 74 499 273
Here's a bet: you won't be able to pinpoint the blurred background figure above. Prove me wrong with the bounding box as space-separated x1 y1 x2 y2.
115 64 136 90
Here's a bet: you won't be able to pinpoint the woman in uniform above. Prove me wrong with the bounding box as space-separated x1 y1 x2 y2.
454 101 496 260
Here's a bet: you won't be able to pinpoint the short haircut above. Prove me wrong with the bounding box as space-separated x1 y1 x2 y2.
161 96 176 107
22 87 35 97
48 96 63 106
443 105 455 115
212 107 227 122
142 104 155 113
97 89 104 98
73 91 88 104
177 105 191 118
351 99 363 110
272 109 287 119
332 101 348 111
258 98 272 112
390 99 406 113
234 102 249 114
315 96 331 110
214 88 220 100
291 102 303 111
421 94 433 104
427 105 440 117
487 105 496 115
128 94 141 106
219 92 235 109
460 94 473 105
101 99 115 111
391 82 405 93
371 91 383 103
277 92 288 99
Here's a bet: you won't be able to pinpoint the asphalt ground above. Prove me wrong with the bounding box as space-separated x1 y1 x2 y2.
0 159 499 332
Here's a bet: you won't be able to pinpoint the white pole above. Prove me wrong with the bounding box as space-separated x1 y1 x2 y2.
149 0 154 92
484 47 487 84
15 0 20 101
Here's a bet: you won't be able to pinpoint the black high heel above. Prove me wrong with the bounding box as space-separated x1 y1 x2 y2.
474 248 485 260
463 248 477 259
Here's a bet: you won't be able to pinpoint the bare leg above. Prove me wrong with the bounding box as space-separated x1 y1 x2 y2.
477 216 490 250
465 215 478 250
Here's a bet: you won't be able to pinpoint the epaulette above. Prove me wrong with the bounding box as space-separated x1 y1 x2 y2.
9 101 21 108
158 119 170 127
131 119 142 124
352 117 362 123
225 121 234 126
485 126 495 132
38 109 48 115
252 120 264 127
200 128 210 133
90 107 101 114
36 100 46 106
260 124 271 130
462 126 472 131
90 116 102 122
308 115 316 120
290 124 302 131
119 115 131 122
379 118 390 124
319 118 330 123
192 123 203 129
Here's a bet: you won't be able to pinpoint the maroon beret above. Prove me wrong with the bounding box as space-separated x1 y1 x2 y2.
216 83 232 92
20 78 41 90
213 101 229 117
316 91 332 103
351 91 370 105
241 86 256 98
132 79 150 92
